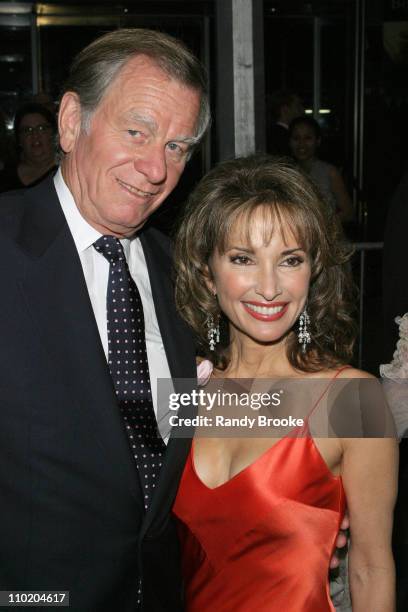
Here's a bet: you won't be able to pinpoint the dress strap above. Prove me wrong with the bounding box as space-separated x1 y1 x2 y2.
305 365 352 422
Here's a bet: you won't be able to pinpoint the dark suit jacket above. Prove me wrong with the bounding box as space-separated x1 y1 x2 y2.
267 122 290 156
0 176 197 611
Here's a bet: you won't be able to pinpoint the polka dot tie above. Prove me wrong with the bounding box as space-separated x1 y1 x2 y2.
94 236 165 511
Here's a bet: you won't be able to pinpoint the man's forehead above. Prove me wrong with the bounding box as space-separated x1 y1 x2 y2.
96 56 168 107
99 55 200 113
118 53 169 81
113 53 199 99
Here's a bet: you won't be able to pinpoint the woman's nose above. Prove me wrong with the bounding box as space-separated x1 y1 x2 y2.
254 267 282 301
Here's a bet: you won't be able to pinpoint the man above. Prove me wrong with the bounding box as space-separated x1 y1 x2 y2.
267 90 304 156
0 29 209 611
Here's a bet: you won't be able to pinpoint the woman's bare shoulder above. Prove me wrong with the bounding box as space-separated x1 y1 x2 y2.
336 367 376 380
306 366 375 380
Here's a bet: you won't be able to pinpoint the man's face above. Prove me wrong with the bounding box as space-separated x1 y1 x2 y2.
59 55 201 237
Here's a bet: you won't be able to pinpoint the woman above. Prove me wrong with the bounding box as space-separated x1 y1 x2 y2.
172 155 397 611
0 102 57 192
289 116 353 224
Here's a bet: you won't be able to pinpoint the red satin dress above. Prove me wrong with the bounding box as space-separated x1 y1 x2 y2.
173 390 346 611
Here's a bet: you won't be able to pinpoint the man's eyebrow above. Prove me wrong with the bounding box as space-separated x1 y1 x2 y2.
173 135 200 147
125 111 158 132
124 111 199 147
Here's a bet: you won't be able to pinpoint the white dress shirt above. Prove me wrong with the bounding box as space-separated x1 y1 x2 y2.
54 168 172 426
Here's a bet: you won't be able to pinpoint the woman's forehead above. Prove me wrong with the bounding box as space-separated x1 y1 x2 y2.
224 206 301 248
20 113 48 126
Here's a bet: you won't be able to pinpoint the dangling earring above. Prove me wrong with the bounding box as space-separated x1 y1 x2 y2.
298 308 311 352
206 314 220 351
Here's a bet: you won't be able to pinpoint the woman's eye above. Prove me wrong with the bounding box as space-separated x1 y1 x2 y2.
282 256 303 267
230 255 252 265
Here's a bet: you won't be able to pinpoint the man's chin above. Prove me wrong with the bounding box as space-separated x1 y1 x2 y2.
103 216 149 238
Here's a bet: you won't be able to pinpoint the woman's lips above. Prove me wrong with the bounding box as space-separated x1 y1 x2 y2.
242 301 289 321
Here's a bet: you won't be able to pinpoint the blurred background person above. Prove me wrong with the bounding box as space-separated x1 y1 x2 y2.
267 90 304 155
382 170 408 611
0 102 57 192
383 170 408 361
30 91 57 115
289 116 354 225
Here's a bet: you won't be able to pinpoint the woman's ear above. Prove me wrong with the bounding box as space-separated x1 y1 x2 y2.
58 92 82 153
203 264 216 296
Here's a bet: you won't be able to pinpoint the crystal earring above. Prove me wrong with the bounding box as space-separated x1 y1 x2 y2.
298 309 311 352
206 314 220 351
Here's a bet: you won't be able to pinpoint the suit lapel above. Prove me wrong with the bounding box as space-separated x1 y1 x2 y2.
139 227 197 538
139 228 196 382
17 178 141 498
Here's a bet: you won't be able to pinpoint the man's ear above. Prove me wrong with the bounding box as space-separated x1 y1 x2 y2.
203 264 216 296
58 92 82 153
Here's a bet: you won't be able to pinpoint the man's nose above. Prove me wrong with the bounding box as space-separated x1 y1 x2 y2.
255 266 282 301
134 144 167 184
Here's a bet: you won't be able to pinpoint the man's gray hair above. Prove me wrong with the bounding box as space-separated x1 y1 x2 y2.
61 28 210 143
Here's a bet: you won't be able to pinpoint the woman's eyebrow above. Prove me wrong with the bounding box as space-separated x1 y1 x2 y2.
226 246 254 253
281 247 304 255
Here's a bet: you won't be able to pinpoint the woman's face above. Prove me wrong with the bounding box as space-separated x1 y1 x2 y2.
289 123 320 162
18 112 54 164
206 210 311 348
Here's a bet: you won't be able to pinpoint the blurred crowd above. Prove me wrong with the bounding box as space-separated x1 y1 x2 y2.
267 89 354 229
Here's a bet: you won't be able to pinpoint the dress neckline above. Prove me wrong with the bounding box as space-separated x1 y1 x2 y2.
190 427 341 492
190 366 350 491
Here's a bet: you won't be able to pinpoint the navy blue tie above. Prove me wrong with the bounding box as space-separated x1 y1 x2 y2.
94 235 165 510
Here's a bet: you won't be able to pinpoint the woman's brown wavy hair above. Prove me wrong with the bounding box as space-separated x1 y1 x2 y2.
174 155 356 372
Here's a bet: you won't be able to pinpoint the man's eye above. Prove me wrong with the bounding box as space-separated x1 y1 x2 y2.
127 130 142 137
166 142 187 158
